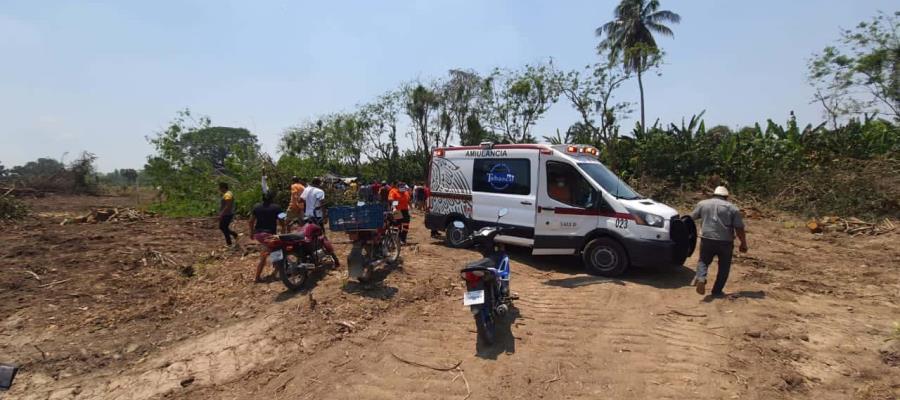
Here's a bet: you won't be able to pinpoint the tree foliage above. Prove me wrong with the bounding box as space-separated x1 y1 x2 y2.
808 11 900 125
559 51 632 163
596 0 680 132
481 62 564 143
145 109 263 216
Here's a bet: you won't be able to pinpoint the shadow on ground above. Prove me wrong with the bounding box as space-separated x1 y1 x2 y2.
475 306 519 360
503 246 696 290
702 290 767 303
273 269 329 302
342 281 399 300
544 275 626 288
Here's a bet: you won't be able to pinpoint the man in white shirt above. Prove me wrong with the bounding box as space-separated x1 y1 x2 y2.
301 177 326 224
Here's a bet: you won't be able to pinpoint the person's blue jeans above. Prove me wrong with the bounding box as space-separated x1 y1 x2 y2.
695 238 733 294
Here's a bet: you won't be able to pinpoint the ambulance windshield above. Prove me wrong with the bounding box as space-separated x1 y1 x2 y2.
578 163 641 200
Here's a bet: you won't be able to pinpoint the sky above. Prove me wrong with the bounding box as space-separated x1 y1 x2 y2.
0 0 895 172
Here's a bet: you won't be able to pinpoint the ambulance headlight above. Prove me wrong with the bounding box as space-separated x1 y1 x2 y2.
626 208 665 228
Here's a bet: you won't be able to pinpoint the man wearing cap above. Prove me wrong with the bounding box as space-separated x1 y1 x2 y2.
691 186 748 297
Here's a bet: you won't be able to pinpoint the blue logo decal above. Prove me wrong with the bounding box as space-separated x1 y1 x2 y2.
487 164 516 190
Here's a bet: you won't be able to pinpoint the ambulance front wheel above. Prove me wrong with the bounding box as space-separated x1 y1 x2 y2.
583 237 628 276
445 220 471 248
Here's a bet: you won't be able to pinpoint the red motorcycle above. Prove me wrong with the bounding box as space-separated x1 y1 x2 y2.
265 217 339 291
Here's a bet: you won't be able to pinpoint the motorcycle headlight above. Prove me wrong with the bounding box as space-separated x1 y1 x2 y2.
626 208 665 228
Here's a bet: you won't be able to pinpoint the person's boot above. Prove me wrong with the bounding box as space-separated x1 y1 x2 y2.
694 278 706 295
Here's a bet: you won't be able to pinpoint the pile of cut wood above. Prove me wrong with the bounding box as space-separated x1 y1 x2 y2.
61 207 154 225
806 216 896 236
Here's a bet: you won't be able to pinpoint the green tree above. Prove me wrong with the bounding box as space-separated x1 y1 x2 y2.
808 11 900 124
559 52 632 162
439 69 485 146
596 0 680 132
179 127 259 174
481 62 563 143
11 158 65 177
145 109 263 216
281 113 366 176
360 91 402 180
404 83 442 153
120 168 139 185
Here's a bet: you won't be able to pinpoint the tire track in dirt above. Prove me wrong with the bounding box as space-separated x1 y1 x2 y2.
11 291 301 400
225 256 741 400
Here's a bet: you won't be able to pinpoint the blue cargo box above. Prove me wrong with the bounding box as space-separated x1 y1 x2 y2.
328 204 386 231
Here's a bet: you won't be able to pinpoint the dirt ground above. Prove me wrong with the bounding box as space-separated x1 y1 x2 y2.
1 195 898 400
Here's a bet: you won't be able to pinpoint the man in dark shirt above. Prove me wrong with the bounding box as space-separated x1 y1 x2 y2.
248 191 283 282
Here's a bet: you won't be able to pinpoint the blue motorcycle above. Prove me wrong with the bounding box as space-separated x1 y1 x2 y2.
458 208 513 345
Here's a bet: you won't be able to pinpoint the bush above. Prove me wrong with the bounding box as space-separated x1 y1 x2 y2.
606 116 899 218
0 196 28 220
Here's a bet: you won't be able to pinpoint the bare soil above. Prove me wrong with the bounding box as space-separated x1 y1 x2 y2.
2 195 897 399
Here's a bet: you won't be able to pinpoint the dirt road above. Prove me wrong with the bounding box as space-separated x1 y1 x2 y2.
2 196 897 399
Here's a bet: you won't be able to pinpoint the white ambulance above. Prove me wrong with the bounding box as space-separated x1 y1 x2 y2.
425 143 697 276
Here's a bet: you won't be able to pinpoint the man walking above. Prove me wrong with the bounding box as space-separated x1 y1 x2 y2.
301 177 326 225
218 182 239 246
691 186 748 296
248 191 283 282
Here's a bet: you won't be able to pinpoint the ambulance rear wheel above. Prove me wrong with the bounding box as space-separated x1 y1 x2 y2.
445 221 470 248
583 237 628 276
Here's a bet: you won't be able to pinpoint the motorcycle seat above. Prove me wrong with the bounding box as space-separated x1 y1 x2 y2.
464 257 496 270
278 232 304 242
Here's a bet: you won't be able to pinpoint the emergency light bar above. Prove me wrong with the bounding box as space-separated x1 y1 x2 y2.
565 145 599 157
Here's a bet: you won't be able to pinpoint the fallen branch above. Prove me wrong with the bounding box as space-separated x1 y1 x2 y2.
33 344 46 360
455 367 471 400
336 321 355 332
390 352 462 371
543 362 561 390
23 270 41 281
666 309 707 318
39 278 71 288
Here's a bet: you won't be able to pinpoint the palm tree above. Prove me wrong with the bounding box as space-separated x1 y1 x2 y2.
596 0 680 132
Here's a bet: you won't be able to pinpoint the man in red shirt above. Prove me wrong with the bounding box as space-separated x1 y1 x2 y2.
388 182 412 244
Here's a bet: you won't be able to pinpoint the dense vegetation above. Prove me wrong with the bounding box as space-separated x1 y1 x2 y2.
138 6 897 218
4 4 896 220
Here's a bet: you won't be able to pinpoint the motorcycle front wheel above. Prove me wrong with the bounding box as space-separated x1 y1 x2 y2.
278 254 309 291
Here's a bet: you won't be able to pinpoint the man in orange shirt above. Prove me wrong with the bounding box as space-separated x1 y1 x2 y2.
286 176 305 229
388 182 412 244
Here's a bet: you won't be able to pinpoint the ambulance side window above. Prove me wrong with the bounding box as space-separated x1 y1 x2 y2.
546 161 598 209
472 159 531 195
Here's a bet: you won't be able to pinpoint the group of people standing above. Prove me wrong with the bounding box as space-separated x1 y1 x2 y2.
355 180 429 211
355 180 420 244
215 176 425 281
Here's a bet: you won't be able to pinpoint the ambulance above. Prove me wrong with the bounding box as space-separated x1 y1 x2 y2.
424 143 697 276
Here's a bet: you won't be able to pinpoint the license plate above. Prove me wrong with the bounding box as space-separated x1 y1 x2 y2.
268 250 283 262
463 290 485 306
